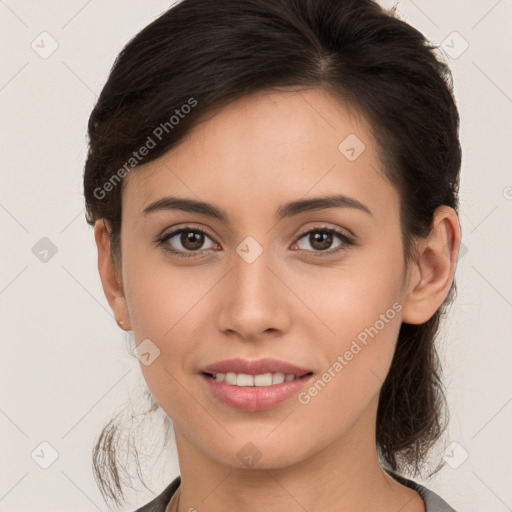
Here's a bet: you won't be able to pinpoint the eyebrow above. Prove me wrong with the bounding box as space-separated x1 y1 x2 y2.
142 193 373 221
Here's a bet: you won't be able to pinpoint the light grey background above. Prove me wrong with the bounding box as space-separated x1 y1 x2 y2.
1 1 511 510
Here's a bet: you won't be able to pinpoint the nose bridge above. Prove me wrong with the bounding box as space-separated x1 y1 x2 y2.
215 239 289 338
234 243 272 296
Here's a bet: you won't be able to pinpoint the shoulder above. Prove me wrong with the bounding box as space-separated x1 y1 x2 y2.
131 476 181 512
386 469 457 512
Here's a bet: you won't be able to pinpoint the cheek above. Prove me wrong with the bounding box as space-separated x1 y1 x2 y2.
293 245 403 338
122 251 213 338
291 246 404 399
294 270 403 442
122 261 209 417
121 254 216 386
302 279 402 396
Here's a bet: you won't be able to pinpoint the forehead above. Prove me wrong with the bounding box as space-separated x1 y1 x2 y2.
122 86 399 224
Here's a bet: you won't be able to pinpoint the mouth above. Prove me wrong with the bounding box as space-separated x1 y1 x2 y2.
200 366 315 411
202 371 314 387
200 357 314 387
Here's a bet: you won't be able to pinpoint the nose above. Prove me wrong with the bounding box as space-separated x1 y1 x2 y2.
215 246 291 342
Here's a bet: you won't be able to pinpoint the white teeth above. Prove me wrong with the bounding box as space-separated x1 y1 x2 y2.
211 371 299 386
254 373 273 386
272 372 285 385
237 373 255 386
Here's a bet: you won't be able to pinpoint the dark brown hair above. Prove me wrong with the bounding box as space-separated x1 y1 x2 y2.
83 0 461 506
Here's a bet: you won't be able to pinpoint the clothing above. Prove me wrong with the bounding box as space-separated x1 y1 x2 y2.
132 471 457 512
386 471 457 512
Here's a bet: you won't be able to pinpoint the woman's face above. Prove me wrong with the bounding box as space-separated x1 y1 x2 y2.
117 87 414 470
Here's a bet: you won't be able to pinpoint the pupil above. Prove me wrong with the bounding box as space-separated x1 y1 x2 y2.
311 231 332 250
182 231 204 250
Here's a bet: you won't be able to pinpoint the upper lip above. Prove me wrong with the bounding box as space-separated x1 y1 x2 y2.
201 357 313 377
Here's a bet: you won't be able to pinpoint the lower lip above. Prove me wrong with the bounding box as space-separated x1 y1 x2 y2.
201 373 313 411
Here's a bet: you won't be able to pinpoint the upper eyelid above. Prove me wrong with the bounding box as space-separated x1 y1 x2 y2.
297 225 352 239
159 223 214 238
160 225 217 242
160 223 350 238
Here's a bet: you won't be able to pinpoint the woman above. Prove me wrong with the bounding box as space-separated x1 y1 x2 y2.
83 0 462 510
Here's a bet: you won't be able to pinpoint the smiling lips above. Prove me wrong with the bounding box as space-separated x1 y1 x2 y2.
200 357 314 411
201 357 313 385
210 372 300 386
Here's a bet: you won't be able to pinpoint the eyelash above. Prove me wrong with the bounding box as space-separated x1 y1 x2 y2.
156 225 355 259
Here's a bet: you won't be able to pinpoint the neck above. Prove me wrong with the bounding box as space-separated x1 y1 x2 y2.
172 399 424 512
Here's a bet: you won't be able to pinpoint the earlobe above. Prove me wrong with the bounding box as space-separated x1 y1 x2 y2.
94 219 132 331
401 206 461 325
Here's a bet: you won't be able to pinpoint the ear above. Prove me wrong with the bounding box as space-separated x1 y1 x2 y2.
94 219 132 331
401 206 461 325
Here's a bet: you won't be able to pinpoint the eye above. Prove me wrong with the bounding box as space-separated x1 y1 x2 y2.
292 226 354 256
157 224 355 259
157 226 219 258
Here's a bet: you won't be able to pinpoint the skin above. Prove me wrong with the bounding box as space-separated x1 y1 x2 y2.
95 86 461 512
